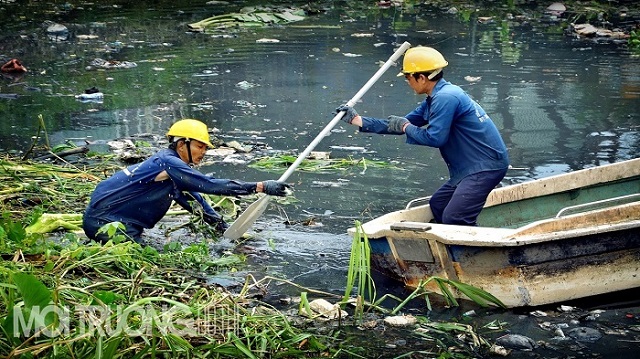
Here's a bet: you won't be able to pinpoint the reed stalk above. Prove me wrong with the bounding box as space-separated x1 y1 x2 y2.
343 221 375 319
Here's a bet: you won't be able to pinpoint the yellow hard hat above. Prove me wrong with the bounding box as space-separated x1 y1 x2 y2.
397 46 448 77
166 119 214 148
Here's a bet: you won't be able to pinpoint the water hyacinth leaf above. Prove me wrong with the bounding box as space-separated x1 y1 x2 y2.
98 221 126 238
0 215 26 243
3 272 54 337
91 290 125 305
12 272 52 309
43 260 54 271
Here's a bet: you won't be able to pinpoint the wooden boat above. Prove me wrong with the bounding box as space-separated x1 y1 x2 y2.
351 158 640 307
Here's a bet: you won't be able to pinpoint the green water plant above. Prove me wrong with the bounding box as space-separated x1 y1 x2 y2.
0 230 330 358
343 220 375 319
630 30 640 53
249 154 395 174
188 6 306 32
343 221 506 313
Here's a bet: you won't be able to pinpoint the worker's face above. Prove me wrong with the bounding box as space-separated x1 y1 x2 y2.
405 73 430 95
177 139 208 165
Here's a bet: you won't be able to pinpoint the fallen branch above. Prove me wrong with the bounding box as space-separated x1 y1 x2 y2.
33 146 89 161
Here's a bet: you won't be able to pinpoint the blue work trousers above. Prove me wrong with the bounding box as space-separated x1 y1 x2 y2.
429 168 507 226
82 215 143 244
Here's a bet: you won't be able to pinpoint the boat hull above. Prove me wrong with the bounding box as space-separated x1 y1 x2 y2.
370 226 640 307
357 158 640 307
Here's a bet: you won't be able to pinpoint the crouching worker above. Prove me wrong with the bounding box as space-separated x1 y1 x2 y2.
83 119 291 244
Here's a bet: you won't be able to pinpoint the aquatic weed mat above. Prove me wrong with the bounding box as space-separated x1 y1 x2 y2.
0 237 332 358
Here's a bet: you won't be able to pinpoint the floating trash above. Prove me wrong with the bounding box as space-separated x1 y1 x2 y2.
567 327 602 342
329 145 367 152
308 298 348 320
89 58 137 69
495 334 536 351
256 38 280 43
546 2 567 16
236 80 259 89
75 87 104 103
384 315 417 327
46 22 69 41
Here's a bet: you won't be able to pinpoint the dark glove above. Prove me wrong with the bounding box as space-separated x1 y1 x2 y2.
203 212 229 233
387 115 410 134
336 105 358 124
262 180 291 197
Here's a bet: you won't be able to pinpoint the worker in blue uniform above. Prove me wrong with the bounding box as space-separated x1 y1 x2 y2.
83 119 290 243
338 46 509 226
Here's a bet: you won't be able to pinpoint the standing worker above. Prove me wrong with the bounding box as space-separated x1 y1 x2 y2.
83 119 291 243
338 46 509 226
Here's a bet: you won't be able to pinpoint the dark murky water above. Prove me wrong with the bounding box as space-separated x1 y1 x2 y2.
1 1 640 356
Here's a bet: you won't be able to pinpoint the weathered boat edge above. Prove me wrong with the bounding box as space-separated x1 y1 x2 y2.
351 158 640 307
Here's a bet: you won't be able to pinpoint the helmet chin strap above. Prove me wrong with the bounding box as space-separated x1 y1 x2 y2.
184 138 194 164
427 68 442 80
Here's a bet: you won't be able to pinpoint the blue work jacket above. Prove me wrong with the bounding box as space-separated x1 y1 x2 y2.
85 149 257 229
360 79 509 184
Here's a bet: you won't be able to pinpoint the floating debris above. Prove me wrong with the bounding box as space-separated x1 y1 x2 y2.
249 154 394 173
311 181 346 188
495 334 536 351
489 344 511 356
75 87 104 103
75 92 103 102
567 327 602 342
0 94 19 99
45 22 69 41
224 140 254 153
308 151 330 160
222 156 249 165
207 147 236 157
188 7 306 32
546 2 567 16
558 305 576 312
256 38 280 43
384 315 417 327
89 58 137 70
530 310 548 317
351 33 374 37
1 58 27 73
308 299 348 320
329 145 367 152
342 53 362 57
236 80 260 89
76 34 99 40
571 23 629 39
